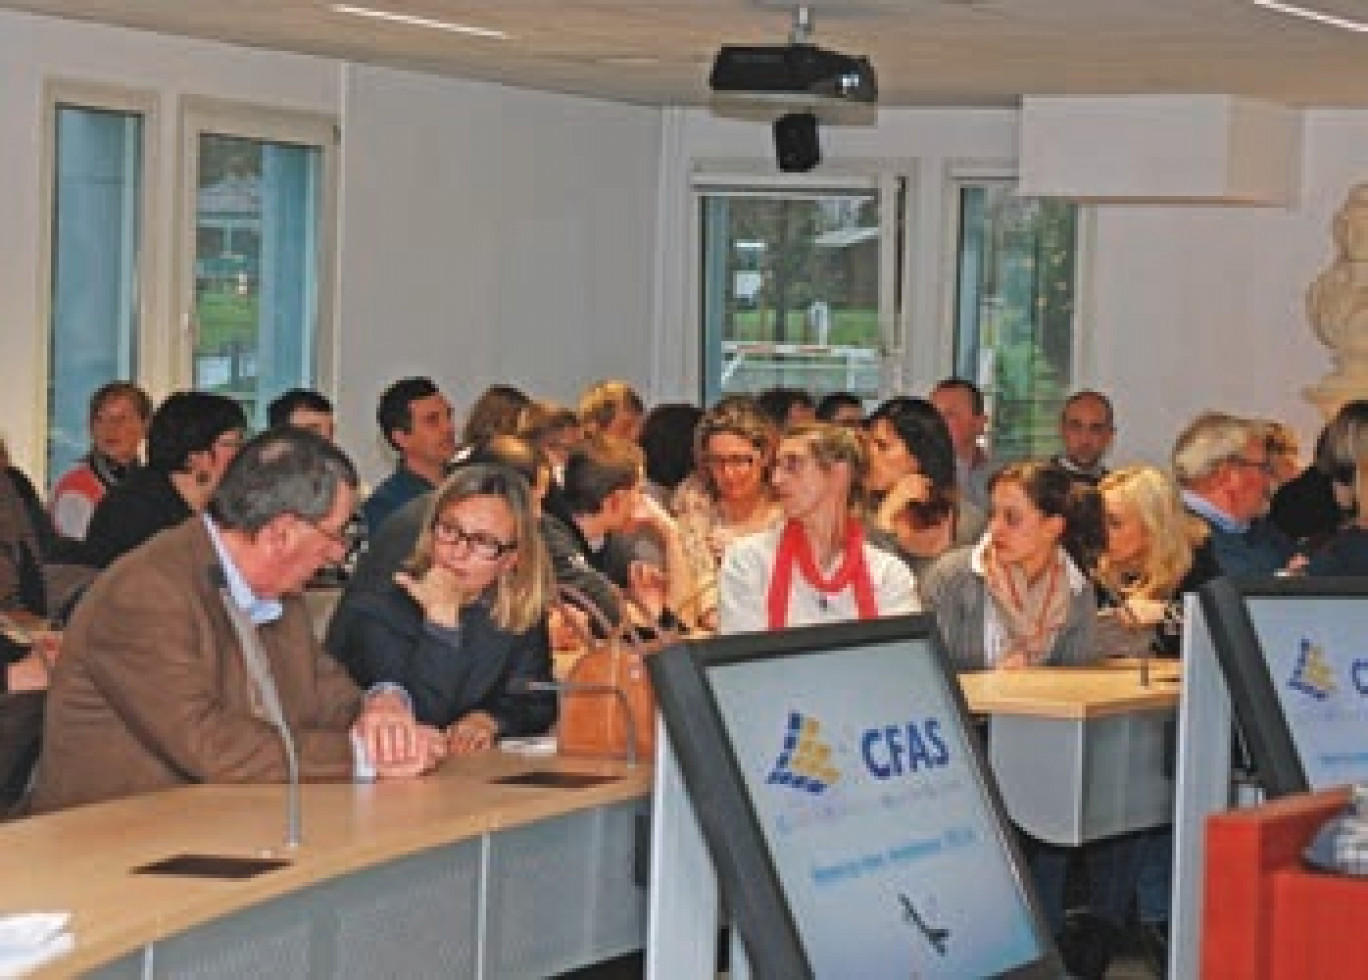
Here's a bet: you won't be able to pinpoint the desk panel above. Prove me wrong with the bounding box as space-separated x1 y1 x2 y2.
0 753 649 977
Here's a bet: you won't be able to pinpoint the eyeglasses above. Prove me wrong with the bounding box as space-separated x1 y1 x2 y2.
773 452 814 476
703 453 760 472
1228 456 1274 477
299 515 360 555
432 518 517 561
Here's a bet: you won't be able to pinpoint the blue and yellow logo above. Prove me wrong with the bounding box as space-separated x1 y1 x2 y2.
1288 638 1336 702
767 711 841 794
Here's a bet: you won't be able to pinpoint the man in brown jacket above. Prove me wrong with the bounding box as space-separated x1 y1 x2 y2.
30 427 444 813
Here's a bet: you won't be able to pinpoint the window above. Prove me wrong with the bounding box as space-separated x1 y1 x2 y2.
694 173 1081 453
698 183 898 405
952 183 1079 462
182 102 336 431
45 100 147 486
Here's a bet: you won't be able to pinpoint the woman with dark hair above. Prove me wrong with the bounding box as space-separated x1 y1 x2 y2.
327 462 556 754
866 396 986 575
919 460 1103 672
639 402 703 505
718 422 917 633
81 391 247 569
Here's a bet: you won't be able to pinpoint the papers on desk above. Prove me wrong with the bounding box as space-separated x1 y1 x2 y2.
0 912 73 977
499 735 558 757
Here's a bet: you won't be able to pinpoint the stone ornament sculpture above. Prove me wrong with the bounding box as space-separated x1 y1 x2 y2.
1307 183 1368 418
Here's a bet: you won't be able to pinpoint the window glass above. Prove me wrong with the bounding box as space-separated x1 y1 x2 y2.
953 185 1078 462
193 133 322 430
700 191 883 405
47 104 143 486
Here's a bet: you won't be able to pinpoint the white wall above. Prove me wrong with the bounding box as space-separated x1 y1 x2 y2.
337 66 661 479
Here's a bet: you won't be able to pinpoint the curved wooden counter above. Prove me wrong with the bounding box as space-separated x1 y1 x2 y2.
960 658 1181 720
1 752 649 977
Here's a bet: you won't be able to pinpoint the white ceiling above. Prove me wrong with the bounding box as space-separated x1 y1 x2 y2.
4 0 1368 108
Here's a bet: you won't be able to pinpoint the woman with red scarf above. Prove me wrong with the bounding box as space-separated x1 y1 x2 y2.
717 422 919 633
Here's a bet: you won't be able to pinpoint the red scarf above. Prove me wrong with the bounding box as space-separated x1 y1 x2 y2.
767 517 878 628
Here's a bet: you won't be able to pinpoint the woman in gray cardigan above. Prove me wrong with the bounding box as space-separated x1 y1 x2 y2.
919 460 1105 673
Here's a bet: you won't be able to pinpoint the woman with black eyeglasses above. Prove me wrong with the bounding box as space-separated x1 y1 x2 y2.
325 463 556 755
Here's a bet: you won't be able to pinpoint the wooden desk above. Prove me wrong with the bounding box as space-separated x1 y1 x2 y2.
960 660 1180 846
0 752 650 978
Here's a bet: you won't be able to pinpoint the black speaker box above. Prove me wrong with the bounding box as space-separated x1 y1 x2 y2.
773 112 820 173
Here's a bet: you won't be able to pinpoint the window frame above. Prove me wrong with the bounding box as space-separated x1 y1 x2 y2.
37 79 158 486
175 96 339 414
943 162 1094 459
689 167 914 406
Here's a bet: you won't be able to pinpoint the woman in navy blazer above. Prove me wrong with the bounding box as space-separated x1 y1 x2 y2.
327 462 556 755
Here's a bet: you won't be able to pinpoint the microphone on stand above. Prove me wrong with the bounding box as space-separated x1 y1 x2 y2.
516 678 640 767
212 566 302 849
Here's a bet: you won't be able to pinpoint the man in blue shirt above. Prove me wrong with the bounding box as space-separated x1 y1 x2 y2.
363 377 457 534
1173 411 1293 575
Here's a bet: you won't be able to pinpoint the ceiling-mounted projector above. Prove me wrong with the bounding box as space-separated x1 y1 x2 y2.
709 43 878 104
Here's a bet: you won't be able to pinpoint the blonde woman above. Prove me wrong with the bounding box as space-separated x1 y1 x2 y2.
327 462 556 755
1094 465 1219 656
672 397 784 628
718 422 918 633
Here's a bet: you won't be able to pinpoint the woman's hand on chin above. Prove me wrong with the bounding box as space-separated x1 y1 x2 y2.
395 566 465 629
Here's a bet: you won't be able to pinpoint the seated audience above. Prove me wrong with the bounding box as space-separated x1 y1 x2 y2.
267 388 336 441
29 428 443 814
1270 401 1368 548
865 396 985 576
547 436 697 633
919 461 1103 672
0 444 92 621
815 391 865 428
364 377 457 534
1305 403 1368 575
1172 411 1292 575
1050 390 1115 486
930 377 993 507
718 422 918 633
1258 418 1303 490
578 379 645 443
1068 464 1219 977
326 463 555 753
50 381 152 539
459 384 530 456
81 391 247 569
1094 465 1220 656
639 402 703 506
755 386 816 429
516 400 582 478
673 397 783 629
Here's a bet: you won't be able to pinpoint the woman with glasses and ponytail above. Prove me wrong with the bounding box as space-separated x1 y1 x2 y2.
717 422 918 633
326 462 556 756
673 396 784 631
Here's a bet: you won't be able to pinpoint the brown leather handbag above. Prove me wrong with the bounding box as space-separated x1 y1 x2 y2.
554 586 670 764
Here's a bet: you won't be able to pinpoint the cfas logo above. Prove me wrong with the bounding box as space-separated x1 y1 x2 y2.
1288 638 1336 702
766 711 840 794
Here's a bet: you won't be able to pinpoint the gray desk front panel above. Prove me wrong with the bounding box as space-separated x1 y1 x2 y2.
88 801 644 979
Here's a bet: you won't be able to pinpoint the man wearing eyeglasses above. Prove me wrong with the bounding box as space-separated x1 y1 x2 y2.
30 428 443 813
1172 411 1294 576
